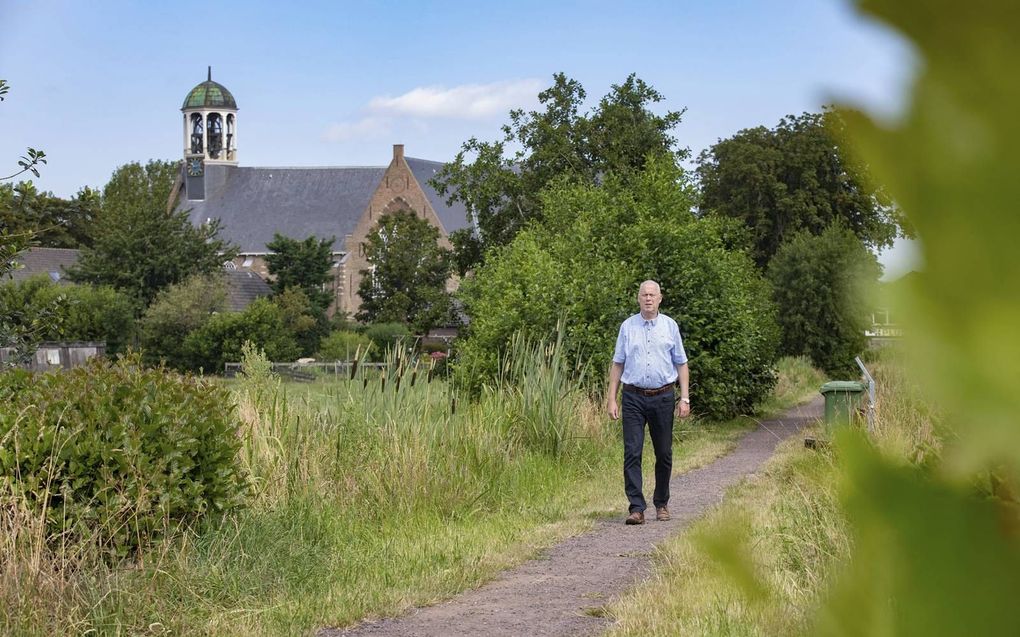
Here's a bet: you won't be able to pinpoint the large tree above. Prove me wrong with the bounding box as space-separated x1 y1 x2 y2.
456 156 779 420
356 209 453 333
432 73 686 274
0 182 100 248
264 233 335 312
767 222 881 377
68 160 235 308
697 110 911 268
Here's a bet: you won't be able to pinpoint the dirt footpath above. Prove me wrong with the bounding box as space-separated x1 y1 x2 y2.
321 397 822 637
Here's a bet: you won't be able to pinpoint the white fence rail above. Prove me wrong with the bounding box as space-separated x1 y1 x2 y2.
223 361 388 381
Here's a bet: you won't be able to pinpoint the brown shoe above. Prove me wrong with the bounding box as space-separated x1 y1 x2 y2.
625 510 645 525
656 506 671 521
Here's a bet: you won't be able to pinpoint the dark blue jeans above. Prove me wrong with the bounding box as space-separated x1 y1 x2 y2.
622 389 675 513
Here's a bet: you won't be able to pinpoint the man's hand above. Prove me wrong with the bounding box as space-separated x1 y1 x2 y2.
607 398 620 420
676 399 690 419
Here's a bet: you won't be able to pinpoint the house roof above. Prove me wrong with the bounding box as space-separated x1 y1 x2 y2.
3 247 270 313
3 247 79 285
406 156 472 235
224 269 272 312
181 164 386 253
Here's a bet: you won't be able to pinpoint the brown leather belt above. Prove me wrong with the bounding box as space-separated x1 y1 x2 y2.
622 383 673 397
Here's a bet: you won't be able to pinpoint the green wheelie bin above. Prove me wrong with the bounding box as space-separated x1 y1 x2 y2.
820 380 866 426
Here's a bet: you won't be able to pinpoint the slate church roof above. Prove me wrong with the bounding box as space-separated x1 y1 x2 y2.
405 156 471 236
181 165 385 253
178 157 471 254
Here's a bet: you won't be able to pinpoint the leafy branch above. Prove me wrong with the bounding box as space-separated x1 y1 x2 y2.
0 80 47 181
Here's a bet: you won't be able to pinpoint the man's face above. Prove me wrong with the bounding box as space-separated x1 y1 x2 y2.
638 284 662 315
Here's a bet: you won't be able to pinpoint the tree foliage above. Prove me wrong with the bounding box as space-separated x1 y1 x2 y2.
457 156 778 419
273 286 330 357
317 330 374 362
0 277 136 354
264 233 335 312
183 298 300 372
433 73 686 273
362 322 411 360
697 110 911 268
0 182 99 248
138 273 229 369
356 209 453 333
68 160 236 308
767 223 880 376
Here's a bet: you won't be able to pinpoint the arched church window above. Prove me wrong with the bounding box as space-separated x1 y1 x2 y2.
208 113 223 159
190 113 204 154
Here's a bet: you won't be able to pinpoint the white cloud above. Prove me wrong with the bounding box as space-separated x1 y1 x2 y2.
322 116 391 142
367 79 543 120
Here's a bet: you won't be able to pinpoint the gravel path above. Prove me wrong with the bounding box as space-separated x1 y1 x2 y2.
320 397 822 637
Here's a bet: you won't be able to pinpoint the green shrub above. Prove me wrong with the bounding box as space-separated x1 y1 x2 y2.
363 322 411 361
767 223 880 377
183 298 300 372
456 156 779 419
0 355 246 556
0 276 136 353
273 286 330 357
138 272 228 369
317 330 374 361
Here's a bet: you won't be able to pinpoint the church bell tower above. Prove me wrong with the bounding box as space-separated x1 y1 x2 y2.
181 67 238 199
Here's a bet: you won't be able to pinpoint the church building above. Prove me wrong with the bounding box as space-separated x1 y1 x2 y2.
169 69 471 318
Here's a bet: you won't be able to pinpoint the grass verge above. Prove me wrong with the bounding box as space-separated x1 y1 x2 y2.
603 355 937 636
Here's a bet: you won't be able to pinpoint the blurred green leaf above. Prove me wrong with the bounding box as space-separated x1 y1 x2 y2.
817 431 1020 636
841 0 1020 470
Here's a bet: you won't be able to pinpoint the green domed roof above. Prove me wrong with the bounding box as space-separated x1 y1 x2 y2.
182 68 237 110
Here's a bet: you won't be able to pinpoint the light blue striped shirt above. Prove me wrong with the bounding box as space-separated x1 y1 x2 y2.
612 312 688 389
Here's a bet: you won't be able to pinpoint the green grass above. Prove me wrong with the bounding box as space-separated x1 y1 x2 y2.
1 352 818 636
603 354 937 637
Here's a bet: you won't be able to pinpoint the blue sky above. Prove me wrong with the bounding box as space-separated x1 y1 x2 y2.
1 0 918 275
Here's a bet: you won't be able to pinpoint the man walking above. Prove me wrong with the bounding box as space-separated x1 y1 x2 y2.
607 280 690 525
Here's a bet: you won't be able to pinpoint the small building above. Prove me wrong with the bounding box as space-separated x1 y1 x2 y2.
2 247 79 285
169 68 471 319
3 248 272 312
223 267 273 312
0 341 106 371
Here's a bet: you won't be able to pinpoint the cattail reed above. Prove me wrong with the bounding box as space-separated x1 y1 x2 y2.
350 345 364 380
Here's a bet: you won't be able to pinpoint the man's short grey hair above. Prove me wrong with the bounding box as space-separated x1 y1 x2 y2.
639 280 661 294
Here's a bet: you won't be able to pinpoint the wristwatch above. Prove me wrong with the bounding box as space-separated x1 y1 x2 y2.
680 397 690 404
